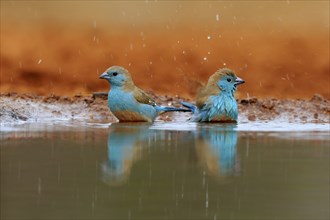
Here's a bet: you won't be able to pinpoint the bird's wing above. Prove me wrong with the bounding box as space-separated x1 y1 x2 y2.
133 87 157 106
196 92 209 109
196 85 219 109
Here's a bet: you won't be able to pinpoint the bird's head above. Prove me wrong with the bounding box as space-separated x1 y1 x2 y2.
207 68 245 93
99 66 134 87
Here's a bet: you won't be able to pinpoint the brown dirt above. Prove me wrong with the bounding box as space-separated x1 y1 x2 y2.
1 93 329 124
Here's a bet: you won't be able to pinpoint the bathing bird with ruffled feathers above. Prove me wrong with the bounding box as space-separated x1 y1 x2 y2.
181 68 245 122
99 66 190 122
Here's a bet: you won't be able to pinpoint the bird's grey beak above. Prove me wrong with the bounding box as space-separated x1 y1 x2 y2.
234 77 245 85
99 72 110 80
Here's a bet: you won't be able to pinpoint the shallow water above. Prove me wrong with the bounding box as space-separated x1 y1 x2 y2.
1 123 329 220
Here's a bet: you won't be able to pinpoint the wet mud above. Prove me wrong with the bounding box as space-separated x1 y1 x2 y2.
1 93 329 124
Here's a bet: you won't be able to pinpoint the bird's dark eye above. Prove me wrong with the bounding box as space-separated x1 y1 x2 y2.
227 78 231 82
112 72 118 76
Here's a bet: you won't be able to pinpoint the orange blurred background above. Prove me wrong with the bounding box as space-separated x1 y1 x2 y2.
1 1 329 99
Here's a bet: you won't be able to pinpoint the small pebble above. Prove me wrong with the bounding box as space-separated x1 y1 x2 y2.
248 114 256 121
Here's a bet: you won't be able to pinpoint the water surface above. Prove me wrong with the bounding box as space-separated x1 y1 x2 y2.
1 123 329 219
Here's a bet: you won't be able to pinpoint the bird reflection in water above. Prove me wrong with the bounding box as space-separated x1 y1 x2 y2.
196 124 240 177
101 123 239 185
100 123 153 186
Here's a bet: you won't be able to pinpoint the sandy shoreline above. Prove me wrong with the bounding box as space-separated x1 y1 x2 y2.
1 93 329 126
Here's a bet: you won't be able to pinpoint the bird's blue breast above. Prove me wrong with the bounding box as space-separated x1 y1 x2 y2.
108 88 157 122
202 93 238 122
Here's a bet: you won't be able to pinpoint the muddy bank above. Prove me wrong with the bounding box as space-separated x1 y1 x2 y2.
0 93 329 125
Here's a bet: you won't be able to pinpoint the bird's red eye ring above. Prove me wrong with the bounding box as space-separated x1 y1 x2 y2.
112 72 118 76
227 78 231 82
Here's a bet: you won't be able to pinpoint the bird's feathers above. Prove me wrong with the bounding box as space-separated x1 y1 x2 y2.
188 68 244 122
111 110 152 122
196 68 237 109
100 65 191 122
133 87 157 106
180 101 198 113
196 85 220 109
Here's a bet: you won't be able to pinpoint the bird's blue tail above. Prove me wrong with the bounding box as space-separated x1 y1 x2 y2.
155 105 191 113
180 101 198 113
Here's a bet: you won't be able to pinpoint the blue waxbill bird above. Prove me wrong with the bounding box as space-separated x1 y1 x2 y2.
181 68 245 122
99 66 190 122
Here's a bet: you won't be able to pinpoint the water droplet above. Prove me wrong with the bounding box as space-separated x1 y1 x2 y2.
207 36 211 40
37 177 42 194
223 62 226 66
203 57 207 61
205 183 209 210
205 189 209 208
286 73 290 80
37 59 42 64
215 14 220 21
